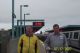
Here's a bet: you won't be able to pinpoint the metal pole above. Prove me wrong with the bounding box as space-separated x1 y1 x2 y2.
24 13 30 33
20 5 22 36
12 0 14 39
24 14 25 33
17 20 19 37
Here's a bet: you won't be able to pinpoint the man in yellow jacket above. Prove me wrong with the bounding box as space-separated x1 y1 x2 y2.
18 26 40 53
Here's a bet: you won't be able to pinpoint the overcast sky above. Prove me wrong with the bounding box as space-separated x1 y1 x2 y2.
0 0 80 32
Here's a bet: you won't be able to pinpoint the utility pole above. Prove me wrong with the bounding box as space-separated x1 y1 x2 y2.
20 5 22 36
12 0 15 39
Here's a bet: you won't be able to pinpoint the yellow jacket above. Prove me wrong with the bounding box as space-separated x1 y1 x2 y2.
18 34 40 53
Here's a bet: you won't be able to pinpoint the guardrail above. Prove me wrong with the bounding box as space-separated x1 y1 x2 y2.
71 47 80 53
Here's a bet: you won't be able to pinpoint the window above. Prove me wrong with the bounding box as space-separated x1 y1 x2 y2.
63 33 69 39
70 32 73 38
73 32 79 40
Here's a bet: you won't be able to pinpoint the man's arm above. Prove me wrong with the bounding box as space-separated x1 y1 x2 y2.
44 36 50 50
64 35 68 47
18 36 23 53
36 37 40 53
63 34 68 53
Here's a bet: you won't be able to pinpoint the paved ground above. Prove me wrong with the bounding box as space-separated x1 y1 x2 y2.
7 38 19 53
7 38 46 53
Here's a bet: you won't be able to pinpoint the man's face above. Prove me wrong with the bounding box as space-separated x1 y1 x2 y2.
26 27 33 36
53 26 59 33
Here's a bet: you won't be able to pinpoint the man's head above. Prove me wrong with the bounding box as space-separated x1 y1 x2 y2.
53 24 60 34
26 26 33 36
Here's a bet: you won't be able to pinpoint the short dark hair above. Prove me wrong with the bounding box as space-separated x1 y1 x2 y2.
53 24 59 28
26 26 33 29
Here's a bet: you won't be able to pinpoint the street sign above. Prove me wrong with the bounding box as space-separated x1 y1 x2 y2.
33 22 44 26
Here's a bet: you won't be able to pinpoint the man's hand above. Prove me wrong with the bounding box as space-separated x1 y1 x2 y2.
46 47 50 50
46 47 59 52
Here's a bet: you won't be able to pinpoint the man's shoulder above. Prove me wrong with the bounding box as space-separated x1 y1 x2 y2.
19 34 26 40
60 33 66 38
60 33 65 36
33 34 38 39
47 33 54 37
20 34 25 37
47 32 53 35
